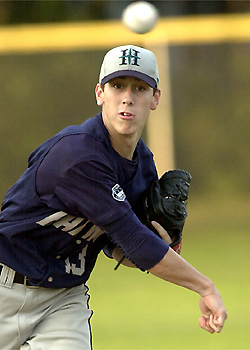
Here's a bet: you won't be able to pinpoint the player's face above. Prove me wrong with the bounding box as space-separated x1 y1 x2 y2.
95 76 160 140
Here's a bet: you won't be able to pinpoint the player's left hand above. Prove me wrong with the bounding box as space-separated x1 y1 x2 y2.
138 169 191 254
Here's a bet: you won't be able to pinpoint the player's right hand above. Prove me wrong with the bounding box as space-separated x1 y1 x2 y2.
151 221 173 245
199 285 228 333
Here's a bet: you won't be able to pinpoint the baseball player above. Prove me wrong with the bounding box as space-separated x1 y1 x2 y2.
0 45 227 350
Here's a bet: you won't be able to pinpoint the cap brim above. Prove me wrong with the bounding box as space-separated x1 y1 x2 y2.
101 70 157 88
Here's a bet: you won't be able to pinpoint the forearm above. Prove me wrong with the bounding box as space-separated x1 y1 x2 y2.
148 248 214 296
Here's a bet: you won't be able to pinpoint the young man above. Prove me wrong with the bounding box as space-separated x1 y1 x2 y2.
0 45 227 350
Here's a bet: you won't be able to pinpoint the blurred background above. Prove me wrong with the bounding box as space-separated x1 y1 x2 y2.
0 1 249 349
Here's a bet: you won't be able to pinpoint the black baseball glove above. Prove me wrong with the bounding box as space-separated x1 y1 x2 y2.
114 169 192 270
139 169 192 254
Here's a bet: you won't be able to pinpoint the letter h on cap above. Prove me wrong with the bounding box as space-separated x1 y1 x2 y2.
119 48 140 66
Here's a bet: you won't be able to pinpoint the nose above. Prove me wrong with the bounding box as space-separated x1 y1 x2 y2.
122 87 133 105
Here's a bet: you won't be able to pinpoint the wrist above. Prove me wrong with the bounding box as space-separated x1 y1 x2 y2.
197 278 216 297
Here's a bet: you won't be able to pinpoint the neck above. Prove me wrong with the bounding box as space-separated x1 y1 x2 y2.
110 133 138 160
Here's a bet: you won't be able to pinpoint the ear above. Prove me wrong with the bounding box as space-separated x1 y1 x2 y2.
150 88 161 111
95 83 104 106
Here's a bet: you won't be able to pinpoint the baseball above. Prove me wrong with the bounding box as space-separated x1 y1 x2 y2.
122 1 159 34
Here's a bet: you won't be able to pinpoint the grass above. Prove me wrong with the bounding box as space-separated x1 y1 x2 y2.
88 197 250 349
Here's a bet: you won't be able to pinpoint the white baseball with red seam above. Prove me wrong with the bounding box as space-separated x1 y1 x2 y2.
122 1 159 34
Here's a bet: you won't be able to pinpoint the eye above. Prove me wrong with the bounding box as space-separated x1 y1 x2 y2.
112 82 123 89
136 85 146 92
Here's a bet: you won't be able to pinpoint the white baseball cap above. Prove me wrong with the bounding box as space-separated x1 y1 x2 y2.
99 45 159 88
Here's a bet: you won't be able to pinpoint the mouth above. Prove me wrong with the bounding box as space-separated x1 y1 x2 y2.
119 111 135 120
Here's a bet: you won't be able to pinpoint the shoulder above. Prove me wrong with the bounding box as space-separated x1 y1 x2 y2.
137 138 154 160
50 113 109 157
58 112 108 144
55 113 110 162
136 138 157 180
65 113 108 148
40 113 113 170
29 113 111 169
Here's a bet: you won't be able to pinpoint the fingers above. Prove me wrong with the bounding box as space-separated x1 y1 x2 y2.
209 315 225 333
151 221 172 245
199 315 215 334
199 314 225 334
